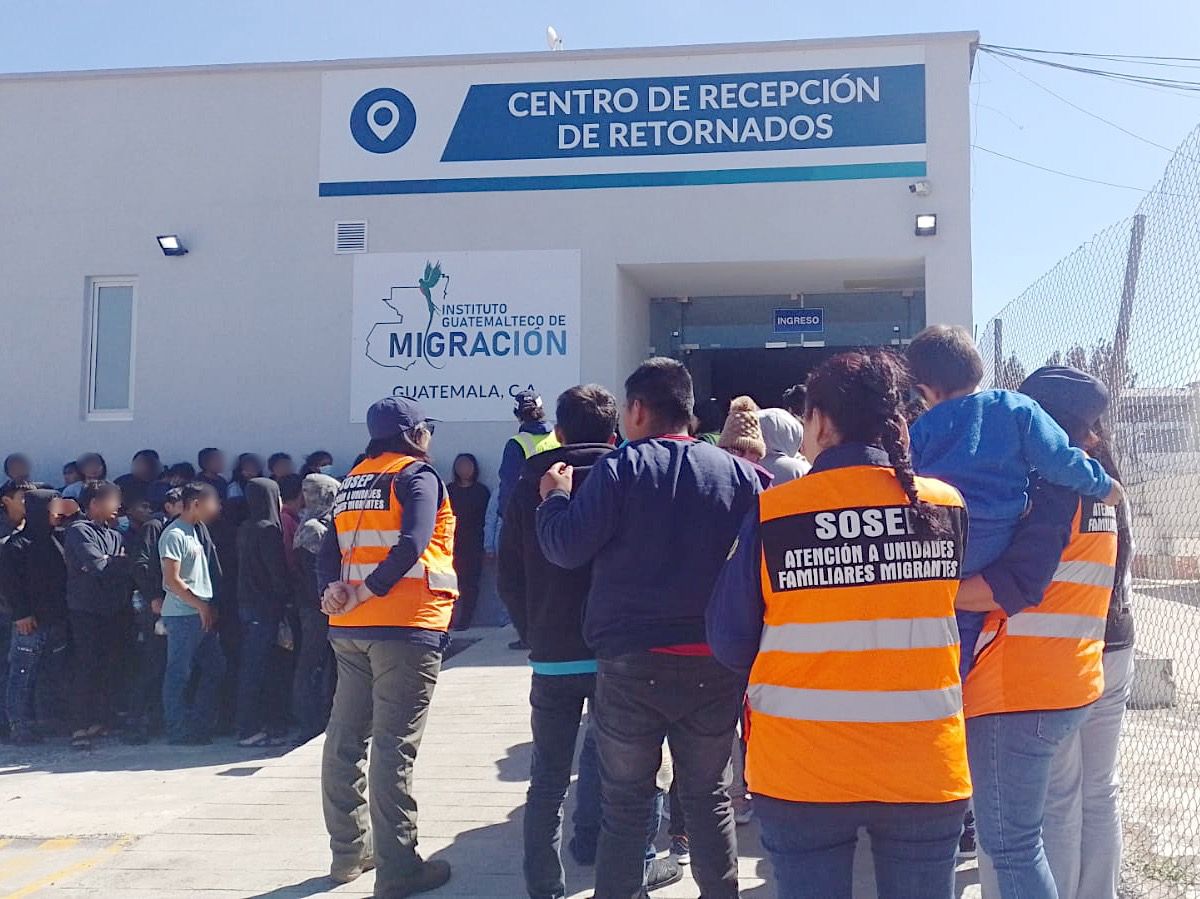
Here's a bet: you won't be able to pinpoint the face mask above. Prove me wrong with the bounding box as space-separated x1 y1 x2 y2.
319 465 334 476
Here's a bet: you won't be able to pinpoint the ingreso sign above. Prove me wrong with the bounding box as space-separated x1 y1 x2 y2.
774 308 825 334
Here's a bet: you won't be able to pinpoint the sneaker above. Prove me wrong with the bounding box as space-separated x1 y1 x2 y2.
646 857 684 892
508 639 529 651
377 858 452 897
669 834 690 865
734 798 755 826
330 856 375 884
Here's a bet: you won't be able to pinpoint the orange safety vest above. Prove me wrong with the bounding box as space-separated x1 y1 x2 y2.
747 464 971 805
964 496 1116 718
329 453 459 631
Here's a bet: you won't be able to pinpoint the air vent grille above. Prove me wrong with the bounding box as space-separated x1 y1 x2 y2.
334 221 368 254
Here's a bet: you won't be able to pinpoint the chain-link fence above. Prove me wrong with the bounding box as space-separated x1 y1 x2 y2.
978 123 1200 898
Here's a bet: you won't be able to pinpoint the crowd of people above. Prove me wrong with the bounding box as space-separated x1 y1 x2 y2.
0 324 1136 899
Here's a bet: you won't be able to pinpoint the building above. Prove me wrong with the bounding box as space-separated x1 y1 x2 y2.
0 31 977 483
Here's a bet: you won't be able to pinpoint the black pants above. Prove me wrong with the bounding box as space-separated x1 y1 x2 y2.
525 672 596 899
69 610 126 732
292 606 335 741
235 609 288 739
594 652 744 899
451 543 483 629
126 606 167 732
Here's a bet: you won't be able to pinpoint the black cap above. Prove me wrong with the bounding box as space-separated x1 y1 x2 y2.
1019 366 1110 428
367 397 431 440
513 389 543 415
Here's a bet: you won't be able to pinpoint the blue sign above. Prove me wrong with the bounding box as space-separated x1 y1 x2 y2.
441 65 924 162
774 308 824 334
351 88 417 154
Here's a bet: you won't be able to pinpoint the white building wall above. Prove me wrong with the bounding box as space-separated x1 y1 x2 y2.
0 33 975 484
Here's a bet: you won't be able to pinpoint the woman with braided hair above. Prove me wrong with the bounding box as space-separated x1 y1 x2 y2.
708 349 971 899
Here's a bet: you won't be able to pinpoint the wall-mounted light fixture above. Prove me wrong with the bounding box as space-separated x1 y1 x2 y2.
914 214 938 237
156 234 188 256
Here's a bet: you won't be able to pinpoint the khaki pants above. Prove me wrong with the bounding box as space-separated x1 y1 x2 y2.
322 638 442 892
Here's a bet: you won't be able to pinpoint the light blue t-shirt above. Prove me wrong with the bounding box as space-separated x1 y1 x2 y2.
158 519 213 617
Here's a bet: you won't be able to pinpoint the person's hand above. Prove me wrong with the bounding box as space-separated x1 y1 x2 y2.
321 581 355 616
539 463 573 500
197 602 217 633
150 598 163 616
1103 480 1126 507
14 616 37 636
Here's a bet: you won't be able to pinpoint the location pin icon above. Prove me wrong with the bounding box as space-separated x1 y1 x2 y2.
367 100 401 142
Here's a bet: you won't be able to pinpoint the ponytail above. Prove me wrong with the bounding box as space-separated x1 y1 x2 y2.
881 414 947 539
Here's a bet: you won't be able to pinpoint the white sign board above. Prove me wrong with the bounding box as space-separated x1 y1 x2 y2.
319 45 926 196
350 250 581 422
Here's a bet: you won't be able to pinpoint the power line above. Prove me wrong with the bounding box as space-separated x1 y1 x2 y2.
983 44 1200 66
973 145 1153 192
978 46 1200 96
985 52 1180 154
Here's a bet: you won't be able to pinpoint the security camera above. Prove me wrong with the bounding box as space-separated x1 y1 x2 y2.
908 180 931 196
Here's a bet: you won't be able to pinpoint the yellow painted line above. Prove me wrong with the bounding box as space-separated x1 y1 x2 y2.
35 840 77 852
0 857 39 883
1 836 132 899
0 842 10 851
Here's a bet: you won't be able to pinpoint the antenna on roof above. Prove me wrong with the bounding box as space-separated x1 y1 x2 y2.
546 25 564 51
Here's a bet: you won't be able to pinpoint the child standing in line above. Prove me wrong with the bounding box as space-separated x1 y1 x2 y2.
907 326 1124 676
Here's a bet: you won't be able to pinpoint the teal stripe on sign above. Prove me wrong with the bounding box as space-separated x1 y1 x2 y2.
530 659 600 676
319 161 927 196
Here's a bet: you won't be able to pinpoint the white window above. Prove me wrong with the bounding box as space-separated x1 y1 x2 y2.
86 278 137 419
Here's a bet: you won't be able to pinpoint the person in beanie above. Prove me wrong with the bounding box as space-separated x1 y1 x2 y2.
318 396 458 896
718 396 772 489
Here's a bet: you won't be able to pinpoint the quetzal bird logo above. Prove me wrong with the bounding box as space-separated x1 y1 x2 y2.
375 260 450 371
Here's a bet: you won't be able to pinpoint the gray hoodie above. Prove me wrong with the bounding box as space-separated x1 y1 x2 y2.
758 408 811 486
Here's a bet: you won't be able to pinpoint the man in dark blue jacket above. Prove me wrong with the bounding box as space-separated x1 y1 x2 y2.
536 358 760 899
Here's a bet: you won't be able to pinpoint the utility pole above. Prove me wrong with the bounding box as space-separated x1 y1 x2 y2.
1110 214 1146 395
993 318 1003 388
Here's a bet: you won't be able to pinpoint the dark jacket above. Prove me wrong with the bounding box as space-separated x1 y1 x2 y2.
536 436 761 657
499 444 612 665
236 478 291 621
0 490 69 625
64 516 132 616
448 480 490 556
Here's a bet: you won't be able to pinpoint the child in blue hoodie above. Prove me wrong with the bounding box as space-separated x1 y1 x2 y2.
907 326 1123 676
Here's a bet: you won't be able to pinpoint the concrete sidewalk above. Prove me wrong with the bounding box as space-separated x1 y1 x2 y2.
1 627 979 897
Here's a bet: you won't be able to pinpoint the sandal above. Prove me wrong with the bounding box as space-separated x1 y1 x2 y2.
237 731 270 748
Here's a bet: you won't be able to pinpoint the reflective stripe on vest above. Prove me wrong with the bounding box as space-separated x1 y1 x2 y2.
747 464 971 805
748 682 963 724
964 496 1116 718
329 453 459 631
513 431 560 459
759 616 960 654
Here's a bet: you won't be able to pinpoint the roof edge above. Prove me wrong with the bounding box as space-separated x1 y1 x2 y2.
0 30 981 82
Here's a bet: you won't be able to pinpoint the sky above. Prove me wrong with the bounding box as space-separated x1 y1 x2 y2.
3 0 1198 324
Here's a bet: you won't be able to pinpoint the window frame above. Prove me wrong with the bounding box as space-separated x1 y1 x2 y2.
85 276 138 421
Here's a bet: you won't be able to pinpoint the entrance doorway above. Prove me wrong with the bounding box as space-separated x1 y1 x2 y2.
686 346 840 410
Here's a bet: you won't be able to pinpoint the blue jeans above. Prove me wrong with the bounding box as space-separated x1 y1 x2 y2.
7 621 70 731
594 652 742 899
968 706 1091 899
755 795 969 899
162 613 227 741
235 609 286 739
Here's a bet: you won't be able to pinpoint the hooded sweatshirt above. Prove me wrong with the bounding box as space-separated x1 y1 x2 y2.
294 474 339 611
498 444 613 669
0 490 69 625
758 408 810 486
64 513 131 616
237 477 291 621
